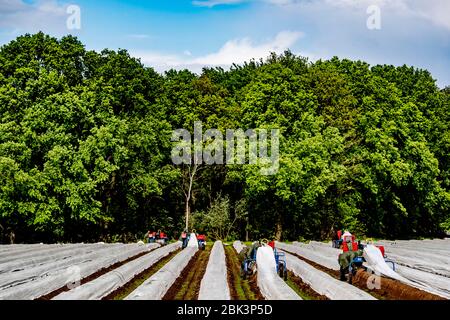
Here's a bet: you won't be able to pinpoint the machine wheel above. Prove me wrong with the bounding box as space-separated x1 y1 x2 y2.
278 265 283 278
248 261 256 275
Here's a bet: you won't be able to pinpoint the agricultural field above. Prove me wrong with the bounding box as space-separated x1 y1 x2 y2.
0 237 448 300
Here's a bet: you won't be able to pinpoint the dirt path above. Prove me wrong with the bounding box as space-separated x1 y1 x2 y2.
224 245 264 300
103 249 181 300
286 250 444 300
163 246 211 300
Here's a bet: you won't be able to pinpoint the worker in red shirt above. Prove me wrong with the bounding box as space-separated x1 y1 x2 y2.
146 230 156 243
181 229 189 249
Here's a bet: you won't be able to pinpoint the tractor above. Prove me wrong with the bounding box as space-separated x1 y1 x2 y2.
155 231 169 246
336 231 395 283
197 234 206 250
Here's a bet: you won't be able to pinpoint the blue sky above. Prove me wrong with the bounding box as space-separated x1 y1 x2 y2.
0 0 449 87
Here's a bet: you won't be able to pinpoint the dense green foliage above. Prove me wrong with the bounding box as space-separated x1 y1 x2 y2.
0 33 449 243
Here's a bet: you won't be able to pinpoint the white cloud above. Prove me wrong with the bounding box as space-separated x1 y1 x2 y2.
192 0 248 8
191 30 303 65
132 30 304 73
0 0 70 34
269 0 450 30
407 0 450 30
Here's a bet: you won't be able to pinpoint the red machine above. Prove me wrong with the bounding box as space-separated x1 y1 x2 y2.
197 234 206 250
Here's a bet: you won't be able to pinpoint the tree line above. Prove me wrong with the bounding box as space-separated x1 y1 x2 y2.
0 33 449 243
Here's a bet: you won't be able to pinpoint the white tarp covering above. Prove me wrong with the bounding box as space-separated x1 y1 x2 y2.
187 233 198 248
276 242 339 270
394 264 450 299
0 244 53 255
125 246 198 300
0 243 158 300
53 242 181 300
283 251 376 300
375 242 450 278
363 245 410 283
0 244 88 264
302 240 450 299
0 243 108 274
233 241 246 254
256 246 301 300
198 241 230 300
0 244 127 289
379 239 450 251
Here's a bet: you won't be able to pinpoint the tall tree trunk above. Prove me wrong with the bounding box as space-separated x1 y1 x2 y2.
245 217 249 242
9 231 15 245
184 164 198 231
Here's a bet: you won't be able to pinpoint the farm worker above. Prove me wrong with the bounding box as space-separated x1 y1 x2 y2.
146 230 156 243
341 231 358 252
338 248 364 280
159 232 169 244
181 230 189 248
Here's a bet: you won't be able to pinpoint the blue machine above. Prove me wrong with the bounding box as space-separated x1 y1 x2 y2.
241 246 257 279
241 244 288 281
344 250 396 284
274 249 288 280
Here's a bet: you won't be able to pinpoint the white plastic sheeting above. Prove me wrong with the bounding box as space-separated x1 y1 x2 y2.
276 242 340 270
0 244 126 289
0 244 88 264
233 241 246 254
304 240 450 299
198 241 230 300
125 246 198 300
374 241 450 278
0 243 158 300
187 233 198 248
394 264 450 299
53 242 181 300
0 244 52 255
0 243 108 274
381 249 450 278
361 245 447 296
256 246 301 300
363 245 410 283
283 251 376 300
379 239 450 251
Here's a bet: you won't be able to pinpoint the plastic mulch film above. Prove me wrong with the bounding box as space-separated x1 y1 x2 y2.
198 241 230 300
0 243 109 274
187 233 198 248
233 240 246 254
0 243 158 300
276 242 340 271
125 246 198 300
256 246 301 300
283 251 376 300
54 242 181 300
